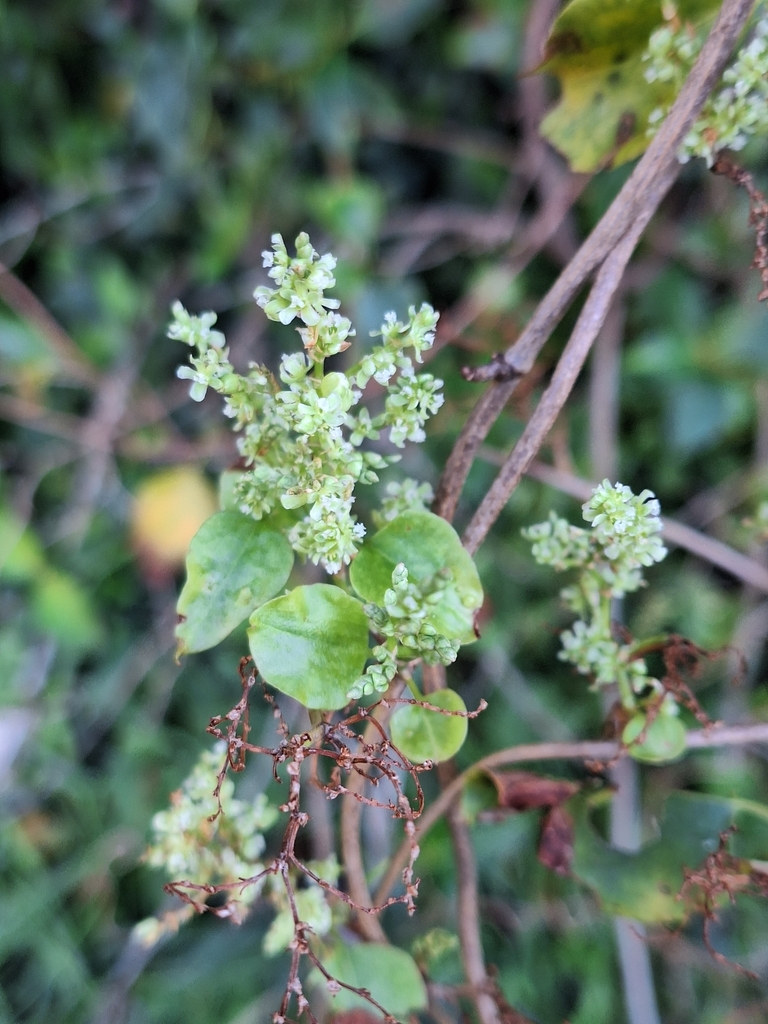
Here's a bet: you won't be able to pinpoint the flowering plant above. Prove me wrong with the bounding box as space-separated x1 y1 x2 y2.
524 480 690 763
171 232 482 734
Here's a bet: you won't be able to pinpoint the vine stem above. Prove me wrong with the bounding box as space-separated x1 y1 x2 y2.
374 722 768 910
461 212 662 554
423 662 503 1024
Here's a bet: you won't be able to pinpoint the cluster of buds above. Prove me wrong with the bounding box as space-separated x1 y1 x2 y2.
141 745 277 914
348 563 460 700
644 10 768 165
172 234 444 574
524 481 668 707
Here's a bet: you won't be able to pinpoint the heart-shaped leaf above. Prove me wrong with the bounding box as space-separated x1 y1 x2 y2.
248 584 369 709
349 510 482 644
390 689 468 764
176 511 293 656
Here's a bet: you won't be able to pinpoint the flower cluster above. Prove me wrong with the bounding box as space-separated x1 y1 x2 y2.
373 478 434 528
524 481 668 709
142 744 278 916
348 563 460 700
644 10 768 165
583 480 667 585
642 19 701 88
172 233 443 573
522 511 592 572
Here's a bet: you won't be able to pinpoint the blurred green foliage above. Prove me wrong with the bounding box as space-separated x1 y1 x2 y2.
2 0 768 1022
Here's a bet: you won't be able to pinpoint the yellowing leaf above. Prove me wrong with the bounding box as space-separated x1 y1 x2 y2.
538 0 722 172
130 467 217 569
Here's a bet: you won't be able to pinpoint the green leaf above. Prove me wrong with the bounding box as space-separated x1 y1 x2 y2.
31 570 102 651
623 713 687 764
538 0 721 171
390 688 469 764
247 584 369 709
305 176 385 249
0 507 45 582
570 790 768 923
176 511 293 656
313 942 428 1017
349 511 483 644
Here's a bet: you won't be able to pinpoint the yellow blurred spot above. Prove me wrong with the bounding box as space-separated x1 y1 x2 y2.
131 466 217 569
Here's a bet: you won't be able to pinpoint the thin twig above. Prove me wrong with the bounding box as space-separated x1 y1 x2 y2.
375 722 768 908
53 360 139 545
434 382 519 521
711 153 768 301
445 799 501 1024
462 219 648 554
339 688 403 944
424 663 501 1024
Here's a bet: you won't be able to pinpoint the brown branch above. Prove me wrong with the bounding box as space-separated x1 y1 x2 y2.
434 381 519 521
421 663 500 1024
466 0 753 384
375 722 768 909
433 0 755 521
445 798 501 1024
462 218 647 554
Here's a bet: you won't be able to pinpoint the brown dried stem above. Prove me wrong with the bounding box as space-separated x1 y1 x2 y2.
678 826 768 979
461 216 648 555
712 153 768 301
166 674 430 1022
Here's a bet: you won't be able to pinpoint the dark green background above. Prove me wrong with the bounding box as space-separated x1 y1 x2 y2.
2 1 768 1021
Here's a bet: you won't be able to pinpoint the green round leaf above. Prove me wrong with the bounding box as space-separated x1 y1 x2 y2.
247 584 369 710
314 942 427 1017
349 510 483 644
32 570 101 651
623 713 687 764
390 688 468 764
176 511 294 656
